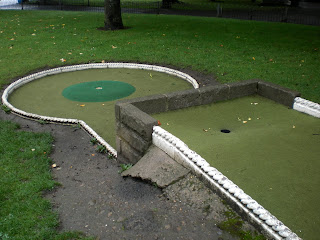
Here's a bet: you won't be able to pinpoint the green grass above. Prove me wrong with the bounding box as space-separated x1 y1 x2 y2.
0 11 319 102
0 120 94 240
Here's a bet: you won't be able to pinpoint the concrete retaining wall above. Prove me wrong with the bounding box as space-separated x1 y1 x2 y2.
115 79 301 164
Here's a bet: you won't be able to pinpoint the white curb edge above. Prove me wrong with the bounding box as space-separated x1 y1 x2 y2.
1 63 199 158
293 97 320 118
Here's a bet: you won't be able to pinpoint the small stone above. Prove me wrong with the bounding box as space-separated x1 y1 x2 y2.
117 217 125 222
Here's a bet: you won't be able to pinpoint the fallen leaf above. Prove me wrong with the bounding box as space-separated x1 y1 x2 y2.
248 117 252 121
242 121 247 124
157 120 161 126
31 148 35 151
91 154 95 156
80 104 85 107
60 58 66 62
203 129 208 132
293 125 296 128
52 163 57 168
111 45 117 49
252 57 255 60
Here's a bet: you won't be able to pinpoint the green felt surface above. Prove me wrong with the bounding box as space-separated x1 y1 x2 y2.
62 81 136 102
153 95 320 239
9 68 192 147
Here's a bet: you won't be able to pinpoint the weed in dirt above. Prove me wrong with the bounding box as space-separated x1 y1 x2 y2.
218 210 266 240
90 138 98 145
107 152 116 160
118 163 133 173
38 119 49 125
1 105 11 114
96 144 107 153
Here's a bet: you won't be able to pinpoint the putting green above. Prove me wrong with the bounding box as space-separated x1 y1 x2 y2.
9 68 192 147
153 95 320 240
62 81 136 102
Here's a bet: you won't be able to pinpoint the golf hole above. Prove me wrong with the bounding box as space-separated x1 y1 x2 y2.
220 129 231 133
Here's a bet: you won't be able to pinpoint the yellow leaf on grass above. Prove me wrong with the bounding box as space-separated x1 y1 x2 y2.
80 104 85 107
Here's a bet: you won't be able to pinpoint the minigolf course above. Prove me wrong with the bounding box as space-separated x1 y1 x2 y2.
3 64 320 240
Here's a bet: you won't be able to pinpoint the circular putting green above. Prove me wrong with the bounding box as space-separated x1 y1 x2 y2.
62 81 136 102
8 68 193 147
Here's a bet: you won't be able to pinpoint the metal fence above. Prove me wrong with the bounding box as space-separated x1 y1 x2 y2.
0 0 319 25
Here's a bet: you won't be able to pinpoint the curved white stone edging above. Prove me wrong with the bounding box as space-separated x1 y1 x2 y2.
152 126 302 240
1 63 199 157
293 97 320 118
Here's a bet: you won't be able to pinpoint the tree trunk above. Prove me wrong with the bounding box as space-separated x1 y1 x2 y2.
104 0 124 30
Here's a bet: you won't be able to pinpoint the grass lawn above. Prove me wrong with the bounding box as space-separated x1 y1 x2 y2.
0 11 319 102
0 10 319 239
0 120 94 240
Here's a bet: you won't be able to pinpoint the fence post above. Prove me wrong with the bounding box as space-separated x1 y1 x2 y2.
216 3 222 17
282 6 288 22
157 1 160 15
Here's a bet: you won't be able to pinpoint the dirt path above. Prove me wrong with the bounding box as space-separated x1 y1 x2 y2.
0 111 239 239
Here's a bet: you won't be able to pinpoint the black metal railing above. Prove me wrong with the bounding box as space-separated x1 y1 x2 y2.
0 0 319 26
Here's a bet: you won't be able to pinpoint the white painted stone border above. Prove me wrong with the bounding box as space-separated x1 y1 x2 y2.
152 126 302 240
1 63 199 158
293 97 320 118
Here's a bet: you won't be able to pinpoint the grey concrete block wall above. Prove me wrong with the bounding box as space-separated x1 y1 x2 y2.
115 79 300 164
198 84 229 105
115 102 158 164
165 89 202 111
227 80 258 100
257 81 300 107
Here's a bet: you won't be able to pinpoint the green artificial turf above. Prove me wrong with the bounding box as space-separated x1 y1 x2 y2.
62 80 136 102
153 95 320 239
8 68 192 147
